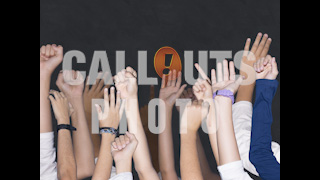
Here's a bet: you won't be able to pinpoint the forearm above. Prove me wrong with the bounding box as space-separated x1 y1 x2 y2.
70 97 95 178
57 130 77 180
215 96 241 165
207 100 220 166
92 134 115 180
180 134 203 180
125 97 159 179
158 107 178 179
197 134 221 180
85 111 101 158
236 62 256 103
249 80 280 178
40 75 53 133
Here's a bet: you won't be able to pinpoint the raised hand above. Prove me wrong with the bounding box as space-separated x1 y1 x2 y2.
84 72 111 114
111 132 139 162
243 33 272 67
95 87 121 129
114 67 138 100
212 60 243 95
254 55 279 80
159 70 187 108
193 63 213 101
180 100 209 134
56 70 85 100
40 44 64 76
48 90 72 125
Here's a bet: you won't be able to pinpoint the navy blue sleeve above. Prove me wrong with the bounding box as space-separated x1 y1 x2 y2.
249 79 280 180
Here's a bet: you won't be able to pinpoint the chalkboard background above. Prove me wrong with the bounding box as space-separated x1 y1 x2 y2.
40 0 280 179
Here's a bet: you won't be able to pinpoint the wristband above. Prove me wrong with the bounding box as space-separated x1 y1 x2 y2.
216 89 235 104
99 127 118 135
57 124 77 132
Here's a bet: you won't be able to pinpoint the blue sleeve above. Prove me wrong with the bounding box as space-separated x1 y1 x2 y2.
249 79 280 180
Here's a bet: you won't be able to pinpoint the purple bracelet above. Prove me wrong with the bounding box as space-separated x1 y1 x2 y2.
212 90 235 104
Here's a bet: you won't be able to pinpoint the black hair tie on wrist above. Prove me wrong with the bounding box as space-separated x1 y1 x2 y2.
57 124 77 132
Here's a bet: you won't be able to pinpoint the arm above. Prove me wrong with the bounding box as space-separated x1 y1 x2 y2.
49 91 77 180
114 67 160 180
111 132 138 177
40 44 63 133
249 57 280 179
196 134 221 180
92 87 122 180
210 60 252 180
40 44 63 179
180 100 209 180
56 71 95 179
159 70 186 180
236 33 272 103
83 73 110 158
193 63 220 166
177 87 221 180
140 85 160 172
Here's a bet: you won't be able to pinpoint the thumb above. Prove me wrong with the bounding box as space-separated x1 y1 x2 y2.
175 84 187 99
271 57 279 74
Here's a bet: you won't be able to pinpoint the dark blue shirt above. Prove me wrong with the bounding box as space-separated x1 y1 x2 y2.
249 79 280 180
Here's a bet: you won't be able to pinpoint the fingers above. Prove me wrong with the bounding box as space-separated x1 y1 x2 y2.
126 67 137 78
217 62 223 83
211 69 217 84
175 71 182 88
195 63 209 81
176 84 187 99
271 57 279 75
223 60 229 81
95 104 103 120
109 87 115 109
243 38 251 57
167 70 172 87
261 38 272 58
161 74 166 89
255 34 269 56
251 32 263 54
112 132 136 151
229 61 236 81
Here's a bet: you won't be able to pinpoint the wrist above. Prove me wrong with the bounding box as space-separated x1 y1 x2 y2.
181 131 197 139
57 118 70 125
115 158 132 174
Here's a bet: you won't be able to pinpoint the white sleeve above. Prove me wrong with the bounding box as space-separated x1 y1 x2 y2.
40 132 58 180
109 172 133 180
232 101 280 176
218 161 252 180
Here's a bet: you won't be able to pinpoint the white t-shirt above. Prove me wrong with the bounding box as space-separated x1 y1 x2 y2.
232 101 280 176
40 132 58 180
218 161 252 180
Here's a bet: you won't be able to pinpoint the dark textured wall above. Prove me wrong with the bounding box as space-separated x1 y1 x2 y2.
40 0 280 179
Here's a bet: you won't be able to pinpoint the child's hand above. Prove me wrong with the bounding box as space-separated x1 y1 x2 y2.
114 67 138 100
212 60 244 95
95 87 122 129
254 55 279 80
40 44 63 75
180 100 209 134
49 90 72 125
159 70 187 109
84 72 111 114
56 70 85 100
111 132 138 162
193 63 213 101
